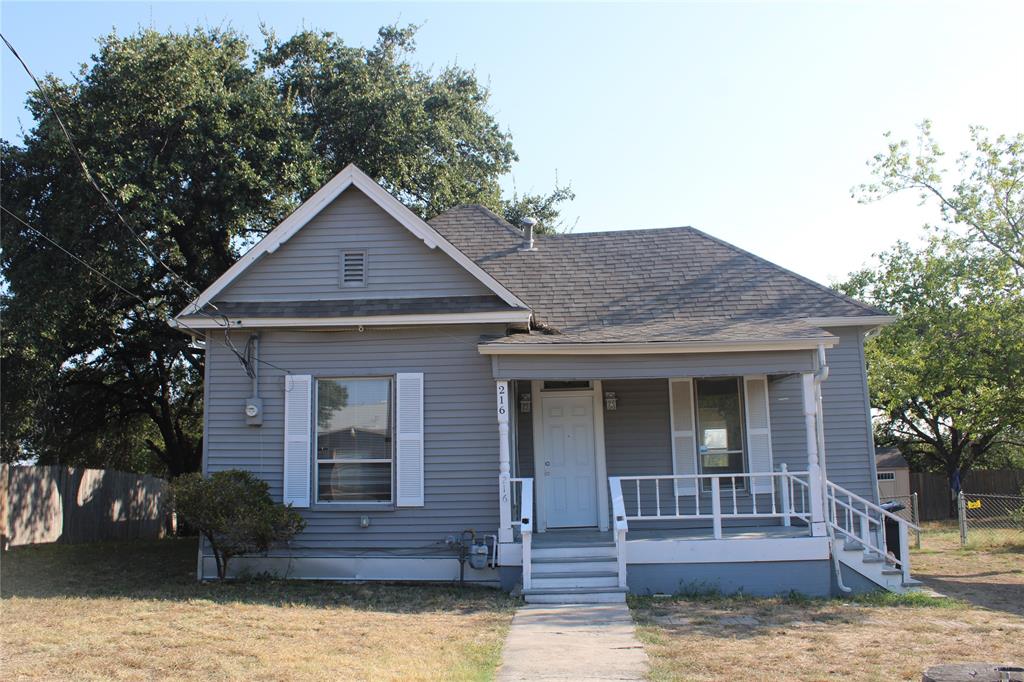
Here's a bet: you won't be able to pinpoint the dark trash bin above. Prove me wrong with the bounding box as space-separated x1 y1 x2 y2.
880 500 905 561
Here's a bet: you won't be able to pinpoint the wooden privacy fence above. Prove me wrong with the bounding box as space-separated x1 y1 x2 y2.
912 469 1024 521
0 465 169 547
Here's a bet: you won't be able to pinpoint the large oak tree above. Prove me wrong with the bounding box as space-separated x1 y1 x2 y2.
1 25 572 475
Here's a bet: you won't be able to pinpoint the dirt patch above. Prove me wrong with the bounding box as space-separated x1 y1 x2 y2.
912 522 1024 617
631 526 1023 681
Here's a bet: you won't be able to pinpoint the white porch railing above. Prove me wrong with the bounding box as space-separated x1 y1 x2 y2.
609 475 629 588
609 466 814 539
517 478 534 591
826 480 920 583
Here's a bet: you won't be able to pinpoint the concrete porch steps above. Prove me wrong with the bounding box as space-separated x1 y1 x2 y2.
524 534 626 604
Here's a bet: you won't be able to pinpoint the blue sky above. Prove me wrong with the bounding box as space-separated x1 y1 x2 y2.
3 1 1022 284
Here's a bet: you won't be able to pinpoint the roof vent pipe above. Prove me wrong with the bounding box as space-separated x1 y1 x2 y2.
519 217 538 251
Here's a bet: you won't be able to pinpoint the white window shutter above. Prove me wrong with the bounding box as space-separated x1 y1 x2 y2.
395 372 425 507
283 374 312 508
669 378 698 497
744 375 774 495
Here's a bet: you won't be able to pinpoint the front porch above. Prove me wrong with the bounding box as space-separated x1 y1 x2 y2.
490 372 918 601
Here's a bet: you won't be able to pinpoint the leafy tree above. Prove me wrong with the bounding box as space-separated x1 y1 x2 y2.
1 25 573 474
857 121 1024 274
171 470 305 579
845 123 1024 511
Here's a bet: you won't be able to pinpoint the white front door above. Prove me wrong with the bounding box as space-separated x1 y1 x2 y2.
540 395 598 528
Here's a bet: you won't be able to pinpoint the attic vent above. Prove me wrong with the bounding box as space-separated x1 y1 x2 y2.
341 251 367 287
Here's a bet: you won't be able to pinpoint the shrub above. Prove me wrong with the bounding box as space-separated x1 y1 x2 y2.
171 470 305 579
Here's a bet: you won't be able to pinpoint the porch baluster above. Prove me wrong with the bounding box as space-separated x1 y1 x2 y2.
711 477 723 539
655 479 662 517
635 479 641 517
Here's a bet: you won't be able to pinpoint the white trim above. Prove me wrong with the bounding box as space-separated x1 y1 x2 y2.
173 310 533 329
479 338 838 355
176 164 528 317
625 536 830 564
592 379 610 533
805 316 896 328
530 380 546 532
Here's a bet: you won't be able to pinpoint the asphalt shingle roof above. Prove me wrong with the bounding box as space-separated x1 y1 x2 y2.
429 205 885 345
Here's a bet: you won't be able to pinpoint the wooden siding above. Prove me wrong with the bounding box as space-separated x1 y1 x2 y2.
217 187 491 302
204 325 505 553
819 327 877 501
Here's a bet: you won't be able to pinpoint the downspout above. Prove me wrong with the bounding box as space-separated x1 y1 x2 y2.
816 342 851 593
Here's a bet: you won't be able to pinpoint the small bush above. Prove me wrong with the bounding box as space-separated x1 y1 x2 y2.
171 470 305 579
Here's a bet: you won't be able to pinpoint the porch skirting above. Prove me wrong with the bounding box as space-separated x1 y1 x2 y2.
627 560 833 597
198 553 501 585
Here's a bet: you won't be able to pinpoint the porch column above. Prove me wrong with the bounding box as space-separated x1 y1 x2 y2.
801 373 827 536
496 380 513 543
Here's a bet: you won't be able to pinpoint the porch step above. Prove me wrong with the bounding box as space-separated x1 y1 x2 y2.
532 555 618 572
524 586 627 604
532 544 617 561
530 569 620 590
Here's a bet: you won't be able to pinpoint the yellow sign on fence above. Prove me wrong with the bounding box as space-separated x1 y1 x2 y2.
967 499 982 510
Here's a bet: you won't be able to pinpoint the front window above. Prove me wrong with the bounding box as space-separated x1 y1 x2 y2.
316 377 393 503
694 377 747 486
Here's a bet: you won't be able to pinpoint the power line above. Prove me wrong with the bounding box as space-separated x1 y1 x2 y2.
1 31 199 296
1 205 291 376
1 205 149 306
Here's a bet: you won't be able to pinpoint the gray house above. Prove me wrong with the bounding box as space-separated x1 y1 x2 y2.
174 165 919 602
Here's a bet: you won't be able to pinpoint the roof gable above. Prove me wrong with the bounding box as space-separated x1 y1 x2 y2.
216 186 494 302
177 165 527 317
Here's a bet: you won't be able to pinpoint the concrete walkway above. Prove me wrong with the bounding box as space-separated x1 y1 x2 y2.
497 603 649 681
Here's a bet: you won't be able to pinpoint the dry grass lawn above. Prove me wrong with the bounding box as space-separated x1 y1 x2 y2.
0 539 517 681
631 523 1023 681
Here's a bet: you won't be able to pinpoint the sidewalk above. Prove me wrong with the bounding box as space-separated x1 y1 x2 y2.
497 603 649 681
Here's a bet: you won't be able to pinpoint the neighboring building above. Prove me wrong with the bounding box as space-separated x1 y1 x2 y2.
875 448 911 500
173 165 919 601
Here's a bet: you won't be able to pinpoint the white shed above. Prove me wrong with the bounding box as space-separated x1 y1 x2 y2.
876 448 911 500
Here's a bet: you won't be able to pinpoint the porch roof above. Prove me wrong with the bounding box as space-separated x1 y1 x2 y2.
478 317 836 353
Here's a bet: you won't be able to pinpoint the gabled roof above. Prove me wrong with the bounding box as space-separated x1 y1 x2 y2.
876 448 910 470
175 165 528 320
429 204 890 349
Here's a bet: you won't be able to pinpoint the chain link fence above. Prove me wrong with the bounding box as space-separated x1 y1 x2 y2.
880 493 921 548
958 492 1024 546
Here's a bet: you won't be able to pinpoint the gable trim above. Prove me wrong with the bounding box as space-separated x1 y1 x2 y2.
176 165 528 317
171 309 533 330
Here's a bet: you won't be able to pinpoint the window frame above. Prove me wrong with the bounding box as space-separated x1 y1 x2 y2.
876 471 896 481
693 376 749 491
313 375 395 506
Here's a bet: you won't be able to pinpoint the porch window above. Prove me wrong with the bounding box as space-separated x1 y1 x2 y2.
316 377 393 503
694 377 747 486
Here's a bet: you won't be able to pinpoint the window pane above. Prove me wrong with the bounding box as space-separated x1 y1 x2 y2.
695 378 745 475
317 379 392 461
318 462 392 502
